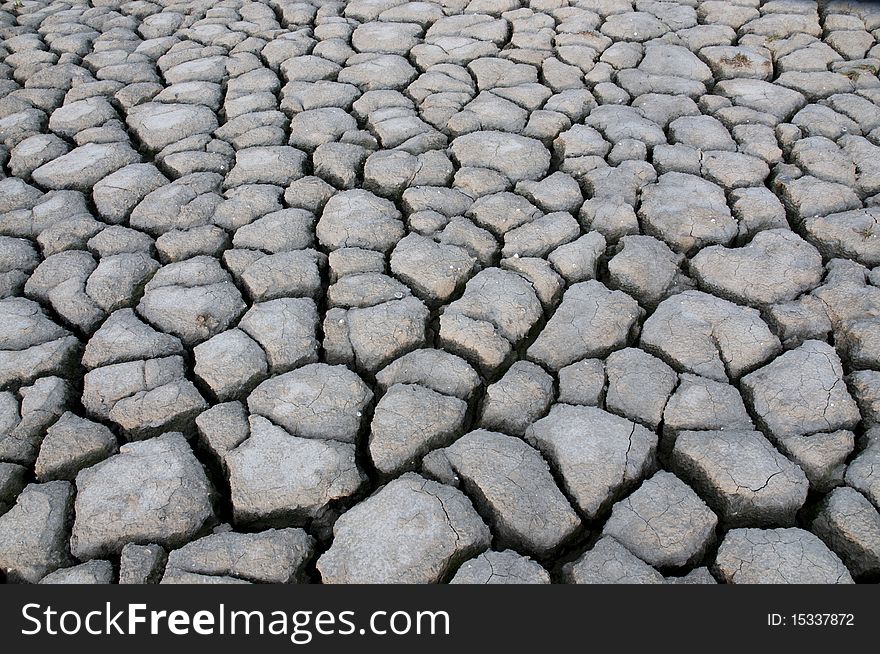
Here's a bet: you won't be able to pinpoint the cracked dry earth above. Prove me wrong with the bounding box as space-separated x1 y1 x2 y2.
2 0 880 587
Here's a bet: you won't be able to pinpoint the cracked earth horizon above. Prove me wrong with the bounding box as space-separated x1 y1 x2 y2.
1 0 880 585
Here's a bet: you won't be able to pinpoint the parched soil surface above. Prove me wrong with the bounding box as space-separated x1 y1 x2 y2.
2 0 880 585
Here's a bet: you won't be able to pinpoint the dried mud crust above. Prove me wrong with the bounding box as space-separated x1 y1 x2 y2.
1 0 880 585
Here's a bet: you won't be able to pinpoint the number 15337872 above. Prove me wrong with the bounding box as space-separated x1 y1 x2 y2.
768 613 855 627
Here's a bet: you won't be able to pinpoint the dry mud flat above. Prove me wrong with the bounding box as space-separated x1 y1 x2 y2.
1 0 880 585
